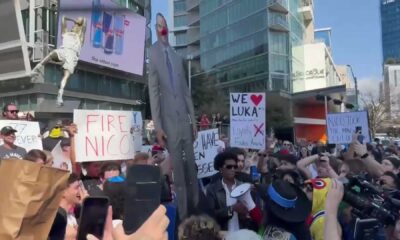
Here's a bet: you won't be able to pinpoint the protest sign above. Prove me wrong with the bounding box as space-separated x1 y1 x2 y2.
193 128 220 179
230 93 266 150
51 141 72 172
326 111 370 144
0 159 69 239
74 110 143 162
0 120 42 151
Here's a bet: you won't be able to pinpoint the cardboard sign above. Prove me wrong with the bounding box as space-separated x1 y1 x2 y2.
0 120 42 151
194 129 221 179
327 111 370 144
0 159 69 239
230 93 266 150
74 110 143 162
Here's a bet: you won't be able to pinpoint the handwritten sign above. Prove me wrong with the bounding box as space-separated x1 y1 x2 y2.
74 110 143 162
230 93 266 150
194 129 221 179
327 111 370 144
0 120 42 151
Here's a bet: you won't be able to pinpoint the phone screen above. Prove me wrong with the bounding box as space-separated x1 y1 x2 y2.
123 165 161 234
356 126 364 144
77 197 109 240
354 218 380 240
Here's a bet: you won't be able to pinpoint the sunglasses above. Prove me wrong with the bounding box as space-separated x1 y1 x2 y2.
7 110 19 114
4 132 16 136
258 153 267 157
224 165 238 170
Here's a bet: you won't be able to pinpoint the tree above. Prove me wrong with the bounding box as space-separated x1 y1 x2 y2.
192 75 228 117
385 57 398 65
360 92 389 137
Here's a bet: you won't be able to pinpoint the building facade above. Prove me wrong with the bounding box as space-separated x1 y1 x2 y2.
383 64 400 119
381 0 400 62
169 0 347 142
170 0 314 103
0 0 151 120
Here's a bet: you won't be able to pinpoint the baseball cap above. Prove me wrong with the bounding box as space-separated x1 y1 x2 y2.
0 126 17 135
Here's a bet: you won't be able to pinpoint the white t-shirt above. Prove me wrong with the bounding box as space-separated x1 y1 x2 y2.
221 179 240 232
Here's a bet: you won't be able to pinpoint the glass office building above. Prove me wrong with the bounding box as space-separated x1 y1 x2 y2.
187 0 310 105
0 0 151 117
381 0 400 62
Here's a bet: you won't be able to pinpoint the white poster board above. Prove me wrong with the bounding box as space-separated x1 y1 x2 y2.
0 120 42 151
230 93 266 150
51 141 72 172
74 110 143 162
327 111 370 144
194 128 221 179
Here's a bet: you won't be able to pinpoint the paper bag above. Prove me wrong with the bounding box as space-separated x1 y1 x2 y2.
0 159 69 240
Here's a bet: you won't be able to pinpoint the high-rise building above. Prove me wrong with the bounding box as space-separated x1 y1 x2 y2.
383 64 400 119
0 0 151 121
168 0 201 73
170 0 346 142
381 0 400 62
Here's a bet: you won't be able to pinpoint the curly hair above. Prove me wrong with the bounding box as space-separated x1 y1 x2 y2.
178 215 221 240
213 151 238 171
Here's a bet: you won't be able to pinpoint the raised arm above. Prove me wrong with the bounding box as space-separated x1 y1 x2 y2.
296 154 319 179
324 179 344 240
79 18 87 45
352 141 384 178
61 16 68 34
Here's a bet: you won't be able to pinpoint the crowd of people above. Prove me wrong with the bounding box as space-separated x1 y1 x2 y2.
1 101 400 240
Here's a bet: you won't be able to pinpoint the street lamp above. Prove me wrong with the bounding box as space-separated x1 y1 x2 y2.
347 64 359 110
187 54 193 93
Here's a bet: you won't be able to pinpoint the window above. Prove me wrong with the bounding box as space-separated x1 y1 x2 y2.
270 54 288 74
270 32 288 55
175 32 187 45
174 15 188 27
174 1 186 13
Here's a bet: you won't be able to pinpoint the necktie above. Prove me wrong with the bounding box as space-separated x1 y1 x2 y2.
165 50 175 93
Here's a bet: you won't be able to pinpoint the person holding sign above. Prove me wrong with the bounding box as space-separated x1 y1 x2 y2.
148 13 199 220
2 103 19 120
0 126 27 160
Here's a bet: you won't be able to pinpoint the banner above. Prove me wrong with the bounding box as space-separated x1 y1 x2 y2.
230 93 266 150
58 0 146 75
194 129 220 179
0 120 42 151
74 110 143 162
327 111 370 144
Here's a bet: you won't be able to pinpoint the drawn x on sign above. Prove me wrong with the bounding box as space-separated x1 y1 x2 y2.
254 123 264 137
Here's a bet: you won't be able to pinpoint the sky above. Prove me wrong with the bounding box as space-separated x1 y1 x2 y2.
150 0 383 93
314 0 382 94
151 0 169 43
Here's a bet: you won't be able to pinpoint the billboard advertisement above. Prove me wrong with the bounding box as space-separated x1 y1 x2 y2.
58 0 146 75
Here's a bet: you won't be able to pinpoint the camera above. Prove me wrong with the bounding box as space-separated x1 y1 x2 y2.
342 174 400 225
